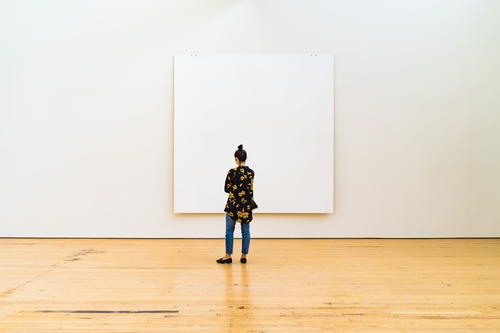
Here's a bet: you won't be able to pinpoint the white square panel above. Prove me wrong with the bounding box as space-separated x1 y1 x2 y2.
174 54 334 213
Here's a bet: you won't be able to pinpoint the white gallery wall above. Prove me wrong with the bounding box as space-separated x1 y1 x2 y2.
1 0 499 238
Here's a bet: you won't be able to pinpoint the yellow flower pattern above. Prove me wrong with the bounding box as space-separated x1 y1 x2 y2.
224 165 258 223
237 211 249 219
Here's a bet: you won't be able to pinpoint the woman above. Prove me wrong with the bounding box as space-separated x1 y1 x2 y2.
217 144 258 264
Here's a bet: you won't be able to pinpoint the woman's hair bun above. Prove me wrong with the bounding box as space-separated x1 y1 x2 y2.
234 144 247 162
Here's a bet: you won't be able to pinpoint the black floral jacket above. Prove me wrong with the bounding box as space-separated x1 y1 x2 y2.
224 165 257 223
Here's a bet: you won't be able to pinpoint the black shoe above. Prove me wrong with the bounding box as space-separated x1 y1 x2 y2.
216 257 232 264
240 257 247 264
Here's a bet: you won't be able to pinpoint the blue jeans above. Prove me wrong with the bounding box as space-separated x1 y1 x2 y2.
225 212 250 255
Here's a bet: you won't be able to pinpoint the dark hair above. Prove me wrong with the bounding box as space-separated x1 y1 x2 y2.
234 144 247 162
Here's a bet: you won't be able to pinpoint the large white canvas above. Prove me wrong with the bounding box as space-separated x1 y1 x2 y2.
174 54 334 213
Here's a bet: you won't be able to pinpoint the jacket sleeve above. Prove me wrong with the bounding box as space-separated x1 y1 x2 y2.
248 170 258 210
248 171 254 198
224 169 233 193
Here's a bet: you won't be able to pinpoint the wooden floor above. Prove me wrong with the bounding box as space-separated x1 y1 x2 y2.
0 238 499 332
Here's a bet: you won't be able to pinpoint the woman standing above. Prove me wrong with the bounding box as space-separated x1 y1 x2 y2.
217 144 258 264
